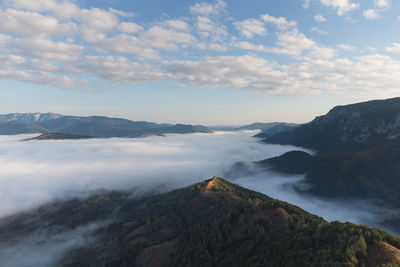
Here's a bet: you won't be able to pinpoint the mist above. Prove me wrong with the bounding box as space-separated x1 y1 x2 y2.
0 131 302 218
231 171 389 228
0 131 396 266
0 132 391 227
0 222 103 267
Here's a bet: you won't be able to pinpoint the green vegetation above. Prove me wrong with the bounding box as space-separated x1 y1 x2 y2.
0 121 50 135
255 97 400 233
24 133 96 140
2 178 399 266
262 97 400 154
262 142 399 202
254 124 298 139
261 137 400 207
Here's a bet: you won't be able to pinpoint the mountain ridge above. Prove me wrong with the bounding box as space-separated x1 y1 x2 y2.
0 112 212 138
246 97 400 233
1 177 400 266
262 97 400 154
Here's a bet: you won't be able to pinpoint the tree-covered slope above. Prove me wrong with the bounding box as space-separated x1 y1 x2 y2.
1 178 399 267
0 121 50 135
254 123 298 139
260 139 400 207
254 97 400 218
24 133 96 140
263 97 400 154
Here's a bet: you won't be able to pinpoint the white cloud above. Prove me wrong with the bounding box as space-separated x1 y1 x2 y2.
0 8 78 37
4 2 121 41
195 16 227 41
165 20 190 31
108 7 134 18
0 33 11 52
63 55 164 84
385 43 400 54
163 52 400 98
8 54 26 64
320 0 360 16
79 8 118 31
118 22 143 33
13 38 84 61
27 59 58 72
235 29 333 59
96 34 160 59
276 30 317 56
190 0 226 16
232 41 267 52
6 0 80 20
233 19 266 39
261 14 297 30
374 0 390 8
196 42 227 51
302 0 311 8
361 0 390 20
337 44 356 50
0 0 399 100
0 55 88 91
80 18 194 57
285 54 400 98
363 9 380 19
314 14 327 22
307 46 336 60
5 0 59 12
311 27 328 35
141 26 196 50
165 55 289 93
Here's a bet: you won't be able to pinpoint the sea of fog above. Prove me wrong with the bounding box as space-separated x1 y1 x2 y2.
0 131 394 267
0 131 388 225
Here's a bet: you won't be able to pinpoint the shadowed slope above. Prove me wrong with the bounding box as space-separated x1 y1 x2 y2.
0 178 399 266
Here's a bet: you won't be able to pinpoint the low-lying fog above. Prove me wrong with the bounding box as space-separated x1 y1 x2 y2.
0 132 389 225
0 131 299 217
0 131 394 266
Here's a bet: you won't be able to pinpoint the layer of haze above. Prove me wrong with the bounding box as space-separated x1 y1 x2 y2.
0 131 388 228
233 173 388 228
0 131 395 267
0 131 298 217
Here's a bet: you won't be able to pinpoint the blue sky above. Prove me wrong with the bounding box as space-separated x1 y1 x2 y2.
0 0 399 125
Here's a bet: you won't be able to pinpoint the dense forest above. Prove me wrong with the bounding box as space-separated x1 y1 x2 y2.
1 177 399 266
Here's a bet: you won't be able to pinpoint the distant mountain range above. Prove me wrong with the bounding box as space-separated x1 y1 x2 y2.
0 113 212 138
1 177 399 266
211 122 298 132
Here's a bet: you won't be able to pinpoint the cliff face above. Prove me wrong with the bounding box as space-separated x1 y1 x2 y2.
313 98 400 143
263 97 400 153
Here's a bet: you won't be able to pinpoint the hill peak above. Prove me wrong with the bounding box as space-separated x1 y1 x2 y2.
2 177 400 266
201 177 238 192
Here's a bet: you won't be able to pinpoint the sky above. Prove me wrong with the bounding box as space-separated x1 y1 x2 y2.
0 0 399 124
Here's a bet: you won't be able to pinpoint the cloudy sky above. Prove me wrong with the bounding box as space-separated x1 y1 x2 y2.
0 0 399 124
